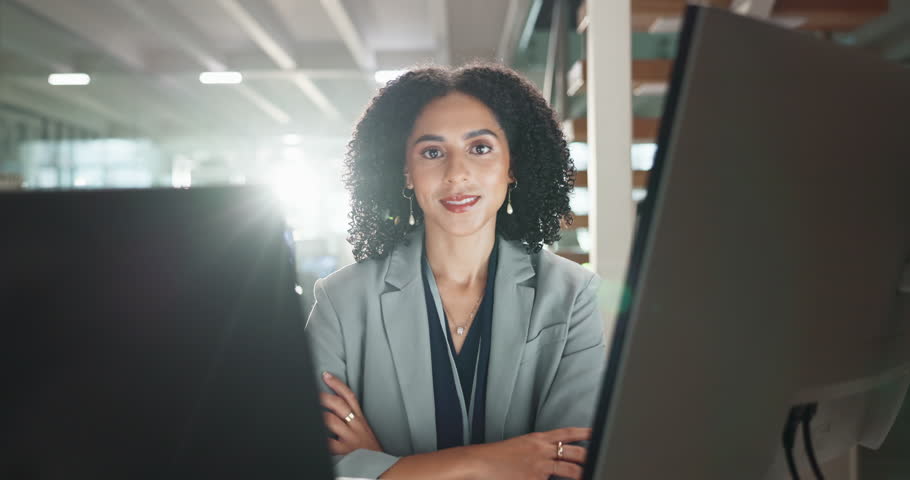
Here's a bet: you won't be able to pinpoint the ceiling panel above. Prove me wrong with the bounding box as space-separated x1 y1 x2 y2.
269 0 345 43
168 0 260 54
356 0 435 51
16 0 156 69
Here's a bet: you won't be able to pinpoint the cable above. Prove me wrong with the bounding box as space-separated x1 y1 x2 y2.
801 403 825 480
782 406 803 480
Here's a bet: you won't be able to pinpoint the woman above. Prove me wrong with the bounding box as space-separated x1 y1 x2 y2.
305 63 606 479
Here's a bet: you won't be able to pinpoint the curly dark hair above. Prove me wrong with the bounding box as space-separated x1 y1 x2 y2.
343 62 575 262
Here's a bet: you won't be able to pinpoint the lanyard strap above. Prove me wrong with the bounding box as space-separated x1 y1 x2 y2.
422 255 481 445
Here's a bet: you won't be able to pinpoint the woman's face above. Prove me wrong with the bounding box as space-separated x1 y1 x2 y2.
404 92 514 238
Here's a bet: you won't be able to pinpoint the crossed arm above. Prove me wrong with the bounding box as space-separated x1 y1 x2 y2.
319 370 590 480
307 273 605 479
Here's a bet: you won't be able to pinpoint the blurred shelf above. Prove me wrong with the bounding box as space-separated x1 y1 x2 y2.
577 1 589 33
554 250 589 264
773 0 888 31
633 0 730 31
567 59 674 97
562 214 589 230
634 117 659 142
633 59 673 96
567 60 586 97
575 170 587 187
631 0 887 32
572 170 649 190
565 116 658 143
574 170 648 189
564 116 587 143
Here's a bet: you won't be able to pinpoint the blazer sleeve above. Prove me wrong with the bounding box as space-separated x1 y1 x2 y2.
533 273 607 437
305 278 401 479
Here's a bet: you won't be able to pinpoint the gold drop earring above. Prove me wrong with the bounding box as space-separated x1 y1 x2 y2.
507 180 518 215
402 187 416 226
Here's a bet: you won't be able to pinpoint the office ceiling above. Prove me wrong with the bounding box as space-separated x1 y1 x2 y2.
0 0 530 139
1 0 907 140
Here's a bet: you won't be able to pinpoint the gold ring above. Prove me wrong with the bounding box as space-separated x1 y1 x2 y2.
557 441 564 459
344 412 356 423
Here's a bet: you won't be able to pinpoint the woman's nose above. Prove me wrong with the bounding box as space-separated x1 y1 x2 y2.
444 155 470 184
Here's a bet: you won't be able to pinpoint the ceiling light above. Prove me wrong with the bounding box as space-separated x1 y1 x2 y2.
374 70 406 84
48 73 91 86
199 71 243 85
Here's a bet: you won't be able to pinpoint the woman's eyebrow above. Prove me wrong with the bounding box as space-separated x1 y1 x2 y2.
463 129 498 140
413 134 444 145
412 129 498 146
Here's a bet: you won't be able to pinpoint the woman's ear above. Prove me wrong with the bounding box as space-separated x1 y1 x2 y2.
508 169 517 184
403 171 413 189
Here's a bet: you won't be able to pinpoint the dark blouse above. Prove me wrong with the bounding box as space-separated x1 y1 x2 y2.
421 241 498 450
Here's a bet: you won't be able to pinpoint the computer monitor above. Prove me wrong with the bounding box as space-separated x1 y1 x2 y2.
586 6 910 480
0 186 334 479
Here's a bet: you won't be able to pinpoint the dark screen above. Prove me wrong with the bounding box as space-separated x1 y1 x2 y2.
0 186 333 479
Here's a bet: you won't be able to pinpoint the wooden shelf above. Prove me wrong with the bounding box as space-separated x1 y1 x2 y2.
634 117 659 142
554 250 590 264
631 0 887 32
567 59 674 97
632 59 673 92
562 214 589 230
773 0 888 31
574 170 587 187
574 170 649 190
564 116 588 143
632 0 731 31
564 116 657 143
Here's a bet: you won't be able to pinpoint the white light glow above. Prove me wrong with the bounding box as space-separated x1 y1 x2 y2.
172 171 192 188
295 285 304 295
283 134 302 146
48 73 91 86
199 71 243 85
172 156 193 188
268 161 319 218
569 142 590 171
569 187 590 215
648 18 683 33
633 83 669 97
282 147 303 162
631 143 657 171
374 70 406 84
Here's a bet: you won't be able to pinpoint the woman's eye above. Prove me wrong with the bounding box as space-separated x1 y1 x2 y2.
421 148 443 159
471 144 492 155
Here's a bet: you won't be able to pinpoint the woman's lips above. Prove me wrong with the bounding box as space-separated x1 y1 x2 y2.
440 195 480 213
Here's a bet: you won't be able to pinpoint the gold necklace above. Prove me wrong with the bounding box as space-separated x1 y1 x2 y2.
443 295 484 336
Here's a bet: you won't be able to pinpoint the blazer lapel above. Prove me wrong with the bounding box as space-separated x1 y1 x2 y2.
379 228 437 453
485 238 536 441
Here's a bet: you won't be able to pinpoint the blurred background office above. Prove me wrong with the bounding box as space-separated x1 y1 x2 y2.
0 0 608 315
1 3 909 477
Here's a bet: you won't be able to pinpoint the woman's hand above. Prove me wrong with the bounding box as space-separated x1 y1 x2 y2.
465 427 591 480
320 371 383 455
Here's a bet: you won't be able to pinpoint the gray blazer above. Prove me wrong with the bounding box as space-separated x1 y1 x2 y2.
305 228 606 478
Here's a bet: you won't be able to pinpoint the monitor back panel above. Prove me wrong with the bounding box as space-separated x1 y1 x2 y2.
588 7 910 480
0 186 334 479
